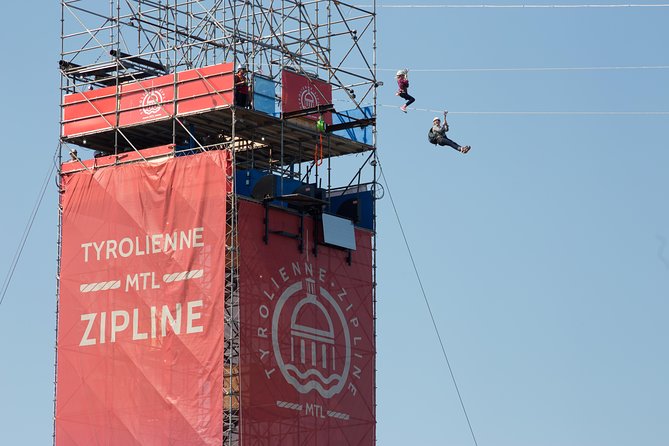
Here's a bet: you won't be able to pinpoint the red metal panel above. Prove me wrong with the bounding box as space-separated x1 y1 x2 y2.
62 86 118 137
281 70 333 124
61 63 238 137
55 151 230 446
238 200 375 445
118 74 176 126
177 63 234 115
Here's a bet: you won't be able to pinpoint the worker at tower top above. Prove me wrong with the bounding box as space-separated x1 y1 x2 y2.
428 111 471 154
234 67 250 108
395 69 414 113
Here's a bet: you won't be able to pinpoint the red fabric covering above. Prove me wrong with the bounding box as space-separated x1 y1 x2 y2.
55 151 230 446
238 200 375 445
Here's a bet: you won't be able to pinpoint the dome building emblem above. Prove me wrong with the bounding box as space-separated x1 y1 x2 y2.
272 278 351 398
140 88 165 116
298 85 319 110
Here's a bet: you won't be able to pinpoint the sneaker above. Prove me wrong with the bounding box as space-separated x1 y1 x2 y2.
400 105 407 113
460 145 471 154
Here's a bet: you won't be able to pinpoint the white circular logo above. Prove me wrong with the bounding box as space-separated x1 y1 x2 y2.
271 279 351 398
140 89 164 116
254 263 367 410
298 85 319 109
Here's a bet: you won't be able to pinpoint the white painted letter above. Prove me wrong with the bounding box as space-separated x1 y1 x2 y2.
132 308 148 340
111 310 130 342
187 300 204 334
80 313 97 346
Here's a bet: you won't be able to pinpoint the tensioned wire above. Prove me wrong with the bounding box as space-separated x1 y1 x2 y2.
0 146 58 307
328 64 669 114
357 65 669 73
377 153 479 446
380 105 669 115
364 3 669 8
251 63 669 74
329 98 669 115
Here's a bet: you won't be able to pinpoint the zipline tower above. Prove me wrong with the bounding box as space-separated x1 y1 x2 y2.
55 1 378 445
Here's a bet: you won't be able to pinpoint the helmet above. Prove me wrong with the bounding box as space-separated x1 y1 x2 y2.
396 69 407 77
433 116 440 122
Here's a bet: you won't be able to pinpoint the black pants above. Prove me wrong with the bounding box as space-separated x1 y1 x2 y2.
398 92 415 107
436 135 460 151
235 91 249 108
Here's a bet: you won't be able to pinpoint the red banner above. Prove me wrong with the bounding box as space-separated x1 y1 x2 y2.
238 200 375 445
61 63 235 138
281 70 333 124
118 74 175 127
62 87 117 137
177 63 234 115
55 151 229 446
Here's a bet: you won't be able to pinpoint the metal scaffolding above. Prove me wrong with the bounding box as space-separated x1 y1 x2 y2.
59 0 377 128
58 1 377 444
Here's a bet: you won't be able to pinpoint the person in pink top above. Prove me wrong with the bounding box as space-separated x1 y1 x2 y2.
395 69 415 113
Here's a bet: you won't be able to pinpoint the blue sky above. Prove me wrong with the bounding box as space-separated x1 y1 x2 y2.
1 1 668 445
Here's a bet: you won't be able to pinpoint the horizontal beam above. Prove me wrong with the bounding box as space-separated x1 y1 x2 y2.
326 117 375 133
282 104 334 120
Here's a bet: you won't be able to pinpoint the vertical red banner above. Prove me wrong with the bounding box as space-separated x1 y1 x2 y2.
238 200 375 445
55 151 229 446
281 70 333 123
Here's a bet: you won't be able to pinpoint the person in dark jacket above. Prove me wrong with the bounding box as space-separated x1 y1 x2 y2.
395 69 415 113
428 111 471 153
234 67 250 108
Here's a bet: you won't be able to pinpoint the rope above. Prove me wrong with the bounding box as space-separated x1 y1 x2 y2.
0 147 58 307
314 134 324 166
163 269 204 283
381 104 669 115
369 3 669 8
372 65 669 73
252 62 669 76
79 281 122 293
377 154 479 446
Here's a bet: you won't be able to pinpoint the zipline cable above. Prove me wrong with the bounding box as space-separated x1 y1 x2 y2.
380 104 669 115
377 154 479 446
0 147 58 307
254 62 669 74
359 65 669 73
367 3 669 8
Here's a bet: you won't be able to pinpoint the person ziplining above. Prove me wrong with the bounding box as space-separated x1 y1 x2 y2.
395 69 415 113
428 111 471 154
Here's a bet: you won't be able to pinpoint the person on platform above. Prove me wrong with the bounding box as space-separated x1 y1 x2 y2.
428 111 471 153
234 67 250 108
395 69 414 113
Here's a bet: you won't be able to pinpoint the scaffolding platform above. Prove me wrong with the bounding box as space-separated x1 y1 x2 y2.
60 61 373 168
62 106 373 168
